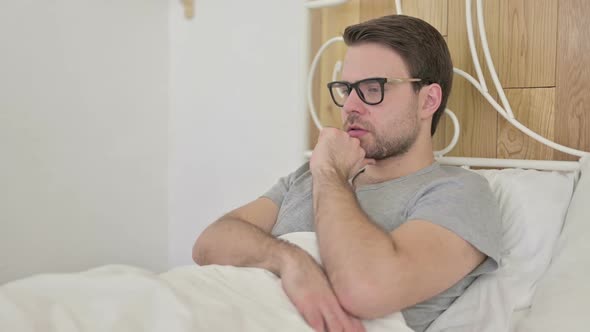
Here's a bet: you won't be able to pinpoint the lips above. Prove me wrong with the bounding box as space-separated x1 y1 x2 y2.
346 125 369 138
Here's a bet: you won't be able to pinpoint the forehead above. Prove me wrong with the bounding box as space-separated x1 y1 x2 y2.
341 43 410 81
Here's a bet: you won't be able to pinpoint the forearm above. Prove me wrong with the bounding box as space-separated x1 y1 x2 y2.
193 217 293 276
313 171 397 298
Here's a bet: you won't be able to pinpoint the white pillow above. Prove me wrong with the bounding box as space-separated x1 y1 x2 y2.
478 168 576 310
515 156 590 332
426 166 576 332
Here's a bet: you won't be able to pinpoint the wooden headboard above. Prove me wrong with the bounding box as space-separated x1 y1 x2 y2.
307 0 590 161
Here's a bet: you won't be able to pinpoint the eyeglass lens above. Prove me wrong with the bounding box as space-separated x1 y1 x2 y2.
329 79 383 107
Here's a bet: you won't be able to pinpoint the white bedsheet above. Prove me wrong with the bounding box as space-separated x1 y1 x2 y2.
0 233 411 332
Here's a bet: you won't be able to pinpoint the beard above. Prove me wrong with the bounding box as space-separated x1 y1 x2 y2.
345 113 420 160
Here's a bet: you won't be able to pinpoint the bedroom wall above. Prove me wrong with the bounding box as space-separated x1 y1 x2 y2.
0 1 169 283
0 0 308 282
168 1 307 267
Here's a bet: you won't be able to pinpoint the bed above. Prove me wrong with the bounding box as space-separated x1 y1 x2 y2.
0 161 589 332
304 1 590 329
2 1 590 331
426 158 590 332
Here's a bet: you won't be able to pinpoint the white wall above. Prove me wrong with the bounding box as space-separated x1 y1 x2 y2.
0 1 169 283
168 1 307 267
0 0 307 282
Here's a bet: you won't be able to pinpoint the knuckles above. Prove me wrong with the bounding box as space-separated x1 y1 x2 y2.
319 127 339 135
319 128 362 147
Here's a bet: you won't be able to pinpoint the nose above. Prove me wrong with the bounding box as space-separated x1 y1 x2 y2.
342 88 367 115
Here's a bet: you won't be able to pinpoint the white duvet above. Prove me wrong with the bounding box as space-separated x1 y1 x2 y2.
0 232 412 332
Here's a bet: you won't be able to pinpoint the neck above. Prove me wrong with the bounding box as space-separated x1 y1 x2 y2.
354 132 435 187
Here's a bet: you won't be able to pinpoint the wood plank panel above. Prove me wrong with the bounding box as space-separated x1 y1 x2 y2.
498 0 557 88
318 0 360 130
498 88 555 160
432 114 448 152
360 0 396 22
401 0 448 36
445 0 499 158
555 0 590 160
308 0 589 161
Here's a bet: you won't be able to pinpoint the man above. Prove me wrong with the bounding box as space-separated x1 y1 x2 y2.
193 14 501 332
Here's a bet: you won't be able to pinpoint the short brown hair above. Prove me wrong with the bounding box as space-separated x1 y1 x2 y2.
343 15 453 136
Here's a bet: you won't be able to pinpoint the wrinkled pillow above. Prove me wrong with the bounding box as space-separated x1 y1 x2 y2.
515 156 590 332
478 168 576 310
426 166 576 332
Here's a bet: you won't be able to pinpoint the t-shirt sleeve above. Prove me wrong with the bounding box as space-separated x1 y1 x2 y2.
261 162 310 207
405 171 502 276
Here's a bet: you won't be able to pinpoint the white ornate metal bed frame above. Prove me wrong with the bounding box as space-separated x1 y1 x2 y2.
303 0 589 172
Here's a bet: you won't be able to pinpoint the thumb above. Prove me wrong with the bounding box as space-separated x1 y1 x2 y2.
305 310 325 332
356 159 375 173
362 158 376 167
350 159 375 181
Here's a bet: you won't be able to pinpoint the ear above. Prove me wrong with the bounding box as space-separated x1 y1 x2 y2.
419 83 442 120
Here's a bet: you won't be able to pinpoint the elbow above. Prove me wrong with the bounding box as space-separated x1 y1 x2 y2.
192 239 203 265
192 231 211 265
192 219 225 265
333 274 400 320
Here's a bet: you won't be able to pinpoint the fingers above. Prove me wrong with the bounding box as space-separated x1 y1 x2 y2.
361 158 376 169
350 158 375 180
281 249 361 332
350 316 366 332
298 296 364 332
321 304 344 332
301 298 348 332
301 306 325 332
322 296 368 332
313 128 377 182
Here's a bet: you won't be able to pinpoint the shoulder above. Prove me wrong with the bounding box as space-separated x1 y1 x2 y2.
415 163 493 196
404 163 501 224
282 162 312 188
262 162 311 206
281 162 313 195
406 164 502 273
291 162 311 180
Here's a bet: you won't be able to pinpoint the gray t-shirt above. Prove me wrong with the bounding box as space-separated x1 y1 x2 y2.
263 162 501 332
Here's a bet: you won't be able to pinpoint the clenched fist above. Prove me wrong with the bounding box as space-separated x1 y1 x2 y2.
310 128 375 183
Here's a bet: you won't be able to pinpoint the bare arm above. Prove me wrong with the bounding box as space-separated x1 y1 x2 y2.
193 196 365 332
309 128 484 319
313 169 484 319
192 197 289 275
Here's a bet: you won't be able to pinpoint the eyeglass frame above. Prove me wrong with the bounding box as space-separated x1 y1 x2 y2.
327 77 423 107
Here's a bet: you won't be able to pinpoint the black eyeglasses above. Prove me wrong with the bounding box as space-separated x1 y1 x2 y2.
327 77 422 107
